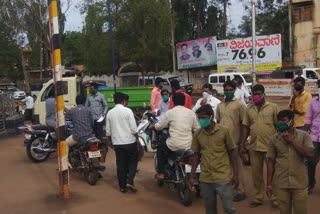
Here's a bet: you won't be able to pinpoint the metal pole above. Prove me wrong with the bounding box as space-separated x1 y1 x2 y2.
170 0 177 74
107 0 117 92
252 0 257 85
48 0 69 198
288 0 293 64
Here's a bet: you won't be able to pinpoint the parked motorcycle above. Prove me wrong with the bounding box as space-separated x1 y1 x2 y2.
22 121 107 185
141 112 201 206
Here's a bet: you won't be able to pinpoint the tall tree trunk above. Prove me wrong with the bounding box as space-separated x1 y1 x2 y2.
223 0 227 38
17 34 30 93
197 2 201 38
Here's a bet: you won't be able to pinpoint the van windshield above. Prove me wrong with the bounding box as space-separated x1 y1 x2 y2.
242 74 253 83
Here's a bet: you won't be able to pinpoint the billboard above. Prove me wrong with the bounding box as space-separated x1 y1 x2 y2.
176 36 217 70
216 34 282 73
258 79 292 97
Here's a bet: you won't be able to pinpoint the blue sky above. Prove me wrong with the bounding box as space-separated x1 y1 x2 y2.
63 0 247 33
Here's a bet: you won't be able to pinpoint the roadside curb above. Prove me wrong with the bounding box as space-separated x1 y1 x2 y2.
0 129 23 139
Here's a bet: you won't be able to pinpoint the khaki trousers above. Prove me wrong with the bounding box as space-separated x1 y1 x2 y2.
277 188 308 214
66 135 78 155
236 153 245 194
250 150 277 202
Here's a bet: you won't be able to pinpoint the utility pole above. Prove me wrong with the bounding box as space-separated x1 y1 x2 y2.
170 0 177 74
252 0 257 85
107 0 117 92
288 0 293 64
223 0 227 38
48 0 69 198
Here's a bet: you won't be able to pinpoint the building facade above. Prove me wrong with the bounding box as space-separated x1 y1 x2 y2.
291 0 320 67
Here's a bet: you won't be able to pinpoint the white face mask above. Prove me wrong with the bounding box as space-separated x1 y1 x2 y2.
202 92 210 99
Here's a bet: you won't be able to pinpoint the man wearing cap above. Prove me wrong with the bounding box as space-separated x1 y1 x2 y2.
86 83 108 141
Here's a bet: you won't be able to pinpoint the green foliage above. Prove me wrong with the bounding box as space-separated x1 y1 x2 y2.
0 23 23 80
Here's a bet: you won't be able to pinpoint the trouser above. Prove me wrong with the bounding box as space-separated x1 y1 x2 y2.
66 135 79 155
200 181 237 214
277 188 308 214
156 142 173 174
308 142 320 188
236 153 245 194
24 109 33 121
93 120 104 141
250 150 277 202
114 143 138 189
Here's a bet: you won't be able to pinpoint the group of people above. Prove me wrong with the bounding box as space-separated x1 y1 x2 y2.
150 76 319 214
43 76 320 214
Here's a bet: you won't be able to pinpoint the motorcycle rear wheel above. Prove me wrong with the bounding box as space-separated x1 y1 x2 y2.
26 138 51 163
85 170 98 185
177 169 193 206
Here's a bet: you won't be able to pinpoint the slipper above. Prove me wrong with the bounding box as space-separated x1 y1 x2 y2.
120 188 127 193
154 173 165 180
127 184 137 193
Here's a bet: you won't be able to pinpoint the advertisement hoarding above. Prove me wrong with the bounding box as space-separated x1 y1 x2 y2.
216 34 282 73
176 36 217 70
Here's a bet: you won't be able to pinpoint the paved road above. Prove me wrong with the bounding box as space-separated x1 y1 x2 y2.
0 98 319 214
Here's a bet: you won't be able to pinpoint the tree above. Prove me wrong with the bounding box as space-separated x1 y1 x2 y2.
238 0 289 58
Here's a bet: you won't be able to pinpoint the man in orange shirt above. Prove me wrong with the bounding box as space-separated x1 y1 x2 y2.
150 77 164 114
169 79 192 110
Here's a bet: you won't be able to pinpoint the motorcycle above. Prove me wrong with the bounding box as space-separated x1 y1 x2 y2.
22 121 107 185
141 112 201 206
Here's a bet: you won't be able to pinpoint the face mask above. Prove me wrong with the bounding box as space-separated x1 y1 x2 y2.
295 85 303 91
162 95 169 102
89 89 95 95
198 118 211 128
202 92 210 99
276 120 292 132
224 92 234 100
252 95 264 104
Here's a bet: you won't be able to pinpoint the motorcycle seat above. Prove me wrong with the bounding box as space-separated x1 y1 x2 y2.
31 125 55 132
172 149 194 159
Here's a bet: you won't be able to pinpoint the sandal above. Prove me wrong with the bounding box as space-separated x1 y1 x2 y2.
120 188 127 193
127 184 137 193
154 173 165 180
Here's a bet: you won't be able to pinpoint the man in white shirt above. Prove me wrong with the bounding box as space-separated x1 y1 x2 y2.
233 78 250 105
106 92 139 193
193 83 221 119
153 92 199 180
21 93 34 121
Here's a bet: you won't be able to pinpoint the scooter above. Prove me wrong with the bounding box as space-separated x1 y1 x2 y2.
137 111 158 153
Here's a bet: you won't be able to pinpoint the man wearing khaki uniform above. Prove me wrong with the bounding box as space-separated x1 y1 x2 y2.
240 84 280 208
216 80 247 202
267 110 314 214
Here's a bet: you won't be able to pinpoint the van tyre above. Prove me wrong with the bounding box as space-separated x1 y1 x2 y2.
212 89 218 98
26 138 51 163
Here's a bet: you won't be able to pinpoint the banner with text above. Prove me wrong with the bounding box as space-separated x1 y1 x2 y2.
216 34 282 73
177 36 217 70
258 79 292 97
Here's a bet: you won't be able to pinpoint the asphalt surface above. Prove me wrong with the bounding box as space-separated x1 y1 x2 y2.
0 98 319 214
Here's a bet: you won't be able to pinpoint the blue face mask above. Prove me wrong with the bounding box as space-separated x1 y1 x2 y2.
162 95 169 102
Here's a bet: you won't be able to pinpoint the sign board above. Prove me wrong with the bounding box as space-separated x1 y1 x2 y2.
176 36 217 70
216 34 282 73
305 81 319 95
258 79 292 97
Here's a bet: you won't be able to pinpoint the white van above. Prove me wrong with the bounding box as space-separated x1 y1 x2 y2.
33 76 83 124
208 72 252 96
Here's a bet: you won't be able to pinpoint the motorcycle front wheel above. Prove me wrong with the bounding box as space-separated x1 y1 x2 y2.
176 167 193 206
26 138 51 163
